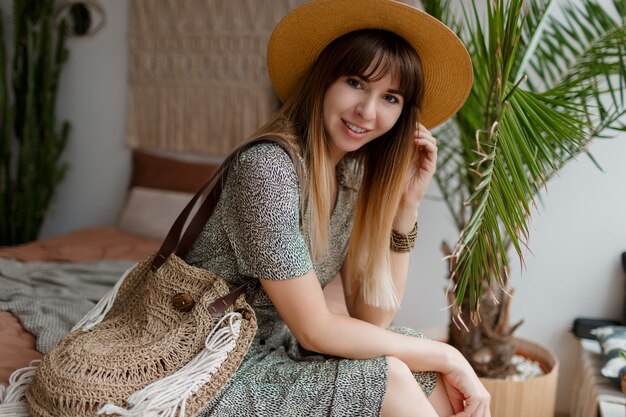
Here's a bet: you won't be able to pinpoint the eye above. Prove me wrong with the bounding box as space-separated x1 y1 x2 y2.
383 94 401 104
346 78 363 89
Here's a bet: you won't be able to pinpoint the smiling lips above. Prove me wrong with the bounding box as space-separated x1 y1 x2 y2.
342 119 371 137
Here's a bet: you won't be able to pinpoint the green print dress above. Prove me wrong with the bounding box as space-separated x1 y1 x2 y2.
184 142 436 417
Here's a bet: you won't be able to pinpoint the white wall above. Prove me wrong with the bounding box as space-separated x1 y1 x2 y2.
5 0 624 414
38 0 131 238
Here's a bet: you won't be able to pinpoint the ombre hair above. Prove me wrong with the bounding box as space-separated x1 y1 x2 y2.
246 29 424 310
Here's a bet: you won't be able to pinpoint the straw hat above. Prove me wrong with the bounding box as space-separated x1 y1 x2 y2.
267 0 473 129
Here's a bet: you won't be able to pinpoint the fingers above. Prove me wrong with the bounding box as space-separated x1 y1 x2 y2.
449 396 465 414
473 402 490 417
413 124 438 179
441 351 491 417
415 136 438 167
463 394 491 417
415 136 437 153
450 403 488 417
414 123 437 150
445 380 491 417
415 122 432 138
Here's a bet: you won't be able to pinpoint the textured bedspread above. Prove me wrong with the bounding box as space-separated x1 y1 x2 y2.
0 227 159 388
0 258 135 354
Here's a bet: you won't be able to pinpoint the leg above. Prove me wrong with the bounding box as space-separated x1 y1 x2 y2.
381 356 439 417
427 373 454 416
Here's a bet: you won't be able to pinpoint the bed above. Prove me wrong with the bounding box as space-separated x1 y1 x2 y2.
0 150 217 389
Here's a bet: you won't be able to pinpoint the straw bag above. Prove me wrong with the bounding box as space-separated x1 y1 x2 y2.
26 139 302 417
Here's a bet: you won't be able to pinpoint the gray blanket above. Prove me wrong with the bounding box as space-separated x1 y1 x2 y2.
0 258 135 353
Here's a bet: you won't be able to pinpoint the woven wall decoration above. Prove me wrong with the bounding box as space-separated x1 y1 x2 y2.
126 0 422 156
126 0 306 156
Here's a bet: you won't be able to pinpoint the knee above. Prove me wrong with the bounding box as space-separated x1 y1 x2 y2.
386 356 415 385
382 356 431 416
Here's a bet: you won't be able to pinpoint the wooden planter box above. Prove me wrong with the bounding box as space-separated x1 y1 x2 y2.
480 338 559 417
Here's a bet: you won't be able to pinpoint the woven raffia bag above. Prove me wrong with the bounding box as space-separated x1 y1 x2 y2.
26 139 302 417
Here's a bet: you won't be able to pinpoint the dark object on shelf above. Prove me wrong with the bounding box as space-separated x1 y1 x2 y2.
572 317 623 340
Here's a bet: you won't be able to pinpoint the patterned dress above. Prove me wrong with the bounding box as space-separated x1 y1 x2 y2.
184 142 436 417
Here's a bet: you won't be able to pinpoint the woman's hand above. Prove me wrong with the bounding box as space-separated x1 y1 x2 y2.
403 122 438 208
441 349 492 417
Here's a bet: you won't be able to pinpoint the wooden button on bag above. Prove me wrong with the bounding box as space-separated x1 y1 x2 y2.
172 293 195 312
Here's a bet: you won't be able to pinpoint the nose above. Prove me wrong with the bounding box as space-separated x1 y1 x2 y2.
355 96 376 121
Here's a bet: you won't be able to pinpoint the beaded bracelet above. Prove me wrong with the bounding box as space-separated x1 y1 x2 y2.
390 222 418 253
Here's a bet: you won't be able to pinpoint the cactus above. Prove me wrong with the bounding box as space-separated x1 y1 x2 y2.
0 0 70 245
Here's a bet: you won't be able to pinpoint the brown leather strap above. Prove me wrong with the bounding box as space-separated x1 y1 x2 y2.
150 178 216 271
174 173 228 260
149 137 303 311
206 284 248 317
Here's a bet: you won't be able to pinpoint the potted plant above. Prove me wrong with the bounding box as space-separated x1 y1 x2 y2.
421 0 626 413
0 0 70 246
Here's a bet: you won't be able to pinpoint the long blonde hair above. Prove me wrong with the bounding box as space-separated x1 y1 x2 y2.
241 29 424 310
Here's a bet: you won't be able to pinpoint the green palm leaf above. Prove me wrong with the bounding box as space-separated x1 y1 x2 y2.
426 0 626 317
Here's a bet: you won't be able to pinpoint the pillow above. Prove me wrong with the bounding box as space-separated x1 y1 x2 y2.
131 150 220 194
117 187 194 240
592 325 626 382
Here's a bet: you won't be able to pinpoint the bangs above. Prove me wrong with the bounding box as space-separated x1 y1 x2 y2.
329 30 423 107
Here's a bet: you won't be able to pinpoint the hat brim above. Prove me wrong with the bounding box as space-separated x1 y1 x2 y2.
268 0 473 129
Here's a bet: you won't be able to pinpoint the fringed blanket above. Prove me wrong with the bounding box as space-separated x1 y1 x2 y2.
0 258 135 354
0 258 134 414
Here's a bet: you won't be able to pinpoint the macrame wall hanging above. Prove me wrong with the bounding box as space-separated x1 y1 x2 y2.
126 0 422 156
126 0 306 156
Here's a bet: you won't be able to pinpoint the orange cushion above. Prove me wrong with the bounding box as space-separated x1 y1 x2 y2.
131 150 219 194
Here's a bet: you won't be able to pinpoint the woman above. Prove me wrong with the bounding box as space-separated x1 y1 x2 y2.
185 0 489 416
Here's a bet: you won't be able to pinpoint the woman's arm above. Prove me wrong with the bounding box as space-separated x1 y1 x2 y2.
262 270 447 370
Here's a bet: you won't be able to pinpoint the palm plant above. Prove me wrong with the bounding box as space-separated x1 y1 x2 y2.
422 0 626 377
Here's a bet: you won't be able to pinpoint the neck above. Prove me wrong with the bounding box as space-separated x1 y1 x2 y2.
327 144 346 168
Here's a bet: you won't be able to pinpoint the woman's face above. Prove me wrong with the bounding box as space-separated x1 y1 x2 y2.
322 71 404 163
